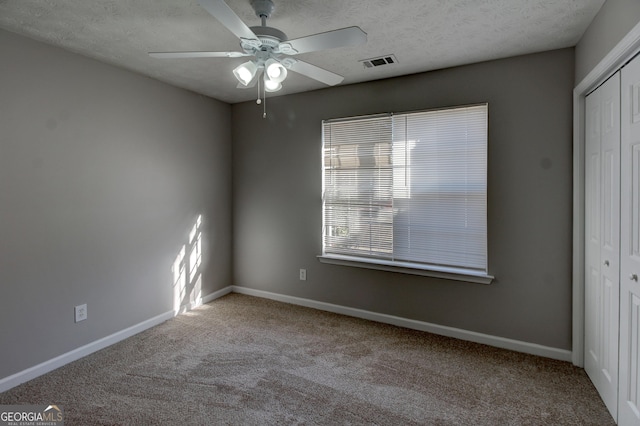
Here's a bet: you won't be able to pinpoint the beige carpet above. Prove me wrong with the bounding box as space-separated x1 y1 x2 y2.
0 293 613 425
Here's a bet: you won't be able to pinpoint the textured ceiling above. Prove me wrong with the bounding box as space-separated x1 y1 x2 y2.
0 0 605 104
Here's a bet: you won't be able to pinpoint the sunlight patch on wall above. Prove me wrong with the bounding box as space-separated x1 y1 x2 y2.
172 214 204 315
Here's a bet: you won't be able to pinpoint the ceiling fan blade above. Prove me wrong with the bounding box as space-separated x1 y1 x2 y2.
149 51 248 59
281 26 366 55
288 60 344 86
197 0 260 45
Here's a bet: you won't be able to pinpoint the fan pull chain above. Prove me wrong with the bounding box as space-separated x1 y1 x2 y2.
256 76 262 105
262 73 267 119
255 73 267 119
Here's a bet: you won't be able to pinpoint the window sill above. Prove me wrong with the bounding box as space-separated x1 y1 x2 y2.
317 254 494 284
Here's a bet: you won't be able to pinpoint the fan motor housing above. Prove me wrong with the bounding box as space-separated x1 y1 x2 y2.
250 26 287 44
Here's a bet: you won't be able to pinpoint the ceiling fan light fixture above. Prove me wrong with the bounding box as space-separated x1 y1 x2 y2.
265 58 287 83
149 0 367 111
233 61 258 86
264 74 282 92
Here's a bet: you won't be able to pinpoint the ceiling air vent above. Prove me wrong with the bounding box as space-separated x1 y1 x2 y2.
360 54 398 68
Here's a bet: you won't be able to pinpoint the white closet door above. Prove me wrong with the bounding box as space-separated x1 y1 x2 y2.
619 54 640 426
600 73 622 420
585 72 621 420
585 77 602 393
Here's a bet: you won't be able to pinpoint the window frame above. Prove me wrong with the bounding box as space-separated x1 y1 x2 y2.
319 104 494 284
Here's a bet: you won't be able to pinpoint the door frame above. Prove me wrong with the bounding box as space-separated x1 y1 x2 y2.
573 21 640 367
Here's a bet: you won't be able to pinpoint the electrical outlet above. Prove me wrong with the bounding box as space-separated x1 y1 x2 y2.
299 269 307 281
75 304 87 323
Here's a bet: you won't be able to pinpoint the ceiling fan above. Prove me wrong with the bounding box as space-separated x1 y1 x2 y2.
149 0 367 94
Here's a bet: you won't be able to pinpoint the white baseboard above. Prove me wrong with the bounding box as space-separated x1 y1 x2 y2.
202 286 232 304
174 286 233 315
1 285 571 394
0 288 232 393
231 286 573 362
0 311 172 393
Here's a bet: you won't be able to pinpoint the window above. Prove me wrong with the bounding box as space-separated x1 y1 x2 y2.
320 104 492 283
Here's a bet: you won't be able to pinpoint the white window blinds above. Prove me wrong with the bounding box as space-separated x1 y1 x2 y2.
322 104 488 272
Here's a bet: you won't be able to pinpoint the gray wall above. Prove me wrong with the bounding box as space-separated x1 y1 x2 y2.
232 48 575 350
575 0 640 83
0 29 232 379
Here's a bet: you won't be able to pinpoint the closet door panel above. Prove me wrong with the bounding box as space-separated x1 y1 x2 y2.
585 72 621 420
620 55 640 426
602 72 622 419
585 84 601 372
586 87 602 379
